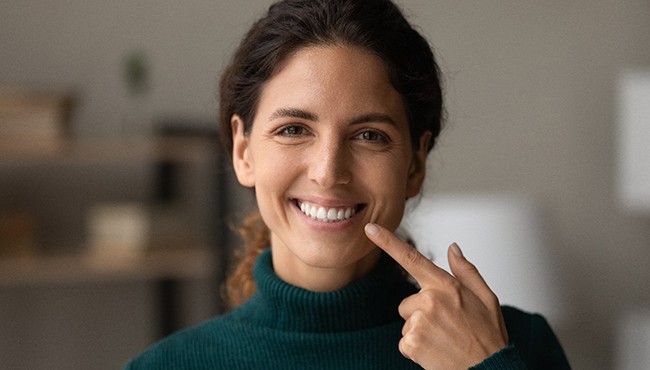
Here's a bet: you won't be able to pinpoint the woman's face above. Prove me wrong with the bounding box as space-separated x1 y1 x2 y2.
232 45 429 289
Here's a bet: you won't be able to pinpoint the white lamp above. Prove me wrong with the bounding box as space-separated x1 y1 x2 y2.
615 70 650 369
615 309 650 370
401 193 566 323
617 69 650 214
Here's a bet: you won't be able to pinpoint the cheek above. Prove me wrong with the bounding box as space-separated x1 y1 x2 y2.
368 156 411 194
362 157 411 213
254 151 302 198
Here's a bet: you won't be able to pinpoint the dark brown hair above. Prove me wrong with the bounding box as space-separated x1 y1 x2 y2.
220 0 445 307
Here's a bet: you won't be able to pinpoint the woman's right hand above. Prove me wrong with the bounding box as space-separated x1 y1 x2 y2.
365 223 509 370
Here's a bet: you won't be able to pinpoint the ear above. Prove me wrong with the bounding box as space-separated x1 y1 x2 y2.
231 115 256 188
405 131 432 198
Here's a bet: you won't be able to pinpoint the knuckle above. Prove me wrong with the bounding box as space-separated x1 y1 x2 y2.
407 310 435 335
403 246 422 267
398 303 409 319
400 331 425 363
439 279 465 307
410 309 427 325
401 323 408 336
442 276 462 293
401 332 419 351
398 337 412 359
487 291 500 307
419 291 437 311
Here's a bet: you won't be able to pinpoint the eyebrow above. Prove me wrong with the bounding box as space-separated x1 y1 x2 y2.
269 108 318 122
269 107 396 126
349 113 397 126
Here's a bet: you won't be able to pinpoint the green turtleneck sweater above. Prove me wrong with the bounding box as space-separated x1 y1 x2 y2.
125 250 570 369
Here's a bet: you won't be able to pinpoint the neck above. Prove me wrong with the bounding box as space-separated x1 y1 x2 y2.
271 245 382 292
246 249 417 333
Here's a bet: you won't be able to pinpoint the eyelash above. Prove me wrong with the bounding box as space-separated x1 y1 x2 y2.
273 125 389 144
354 130 389 144
274 124 311 137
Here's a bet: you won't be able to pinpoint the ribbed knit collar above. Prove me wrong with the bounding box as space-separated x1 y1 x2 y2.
241 249 418 333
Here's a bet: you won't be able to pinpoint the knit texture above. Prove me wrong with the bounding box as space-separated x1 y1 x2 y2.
125 250 571 369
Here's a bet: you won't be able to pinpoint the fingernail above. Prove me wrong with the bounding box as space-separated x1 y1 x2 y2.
450 243 463 257
365 223 379 236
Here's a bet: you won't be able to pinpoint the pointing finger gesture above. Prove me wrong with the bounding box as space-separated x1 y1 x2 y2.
365 223 508 370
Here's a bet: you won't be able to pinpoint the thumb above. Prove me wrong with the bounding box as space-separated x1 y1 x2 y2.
448 243 497 307
448 243 509 341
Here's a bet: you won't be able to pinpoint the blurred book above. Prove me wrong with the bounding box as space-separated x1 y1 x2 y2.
0 88 74 152
0 211 36 258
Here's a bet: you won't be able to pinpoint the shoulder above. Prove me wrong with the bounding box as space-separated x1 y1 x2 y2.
123 311 244 370
500 306 572 370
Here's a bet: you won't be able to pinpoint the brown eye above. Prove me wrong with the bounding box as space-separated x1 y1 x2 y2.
278 125 309 136
355 130 388 143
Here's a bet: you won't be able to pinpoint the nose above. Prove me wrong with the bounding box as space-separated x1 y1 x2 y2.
308 138 352 188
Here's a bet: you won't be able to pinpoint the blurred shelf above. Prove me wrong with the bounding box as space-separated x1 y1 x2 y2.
0 129 226 336
0 136 217 167
0 246 215 286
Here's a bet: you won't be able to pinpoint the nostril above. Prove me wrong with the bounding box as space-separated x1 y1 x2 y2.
309 160 352 188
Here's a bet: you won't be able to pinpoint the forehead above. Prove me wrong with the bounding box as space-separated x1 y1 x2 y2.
256 45 407 124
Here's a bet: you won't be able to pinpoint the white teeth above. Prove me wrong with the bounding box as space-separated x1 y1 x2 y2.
297 201 357 222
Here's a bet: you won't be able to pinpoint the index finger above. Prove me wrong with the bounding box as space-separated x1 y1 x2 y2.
364 223 449 286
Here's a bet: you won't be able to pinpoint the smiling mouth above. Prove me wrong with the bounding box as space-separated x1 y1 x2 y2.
294 200 365 223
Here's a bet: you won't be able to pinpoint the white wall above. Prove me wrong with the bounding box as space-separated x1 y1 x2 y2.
2 1 650 369
410 2 650 369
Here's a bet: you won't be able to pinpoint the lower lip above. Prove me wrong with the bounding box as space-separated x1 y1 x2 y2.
292 202 363 231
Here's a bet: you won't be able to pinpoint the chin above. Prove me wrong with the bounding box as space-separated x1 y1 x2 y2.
294 240 377 269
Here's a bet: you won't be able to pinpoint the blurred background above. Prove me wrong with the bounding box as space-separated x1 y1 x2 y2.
1 1 649 369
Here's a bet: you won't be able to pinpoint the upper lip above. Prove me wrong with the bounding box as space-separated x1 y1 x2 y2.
291 196 363 208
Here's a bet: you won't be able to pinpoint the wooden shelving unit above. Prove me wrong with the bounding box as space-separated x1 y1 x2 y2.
0 134 225 335
0 246 215 287
0 135 216 166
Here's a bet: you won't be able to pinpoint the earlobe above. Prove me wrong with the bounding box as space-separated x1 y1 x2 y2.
231 115 256 188
406 132 432 198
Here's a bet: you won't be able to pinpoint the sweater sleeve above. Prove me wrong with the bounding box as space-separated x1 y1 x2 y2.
469 345 528 370
468 306 572 370
498 306 572 370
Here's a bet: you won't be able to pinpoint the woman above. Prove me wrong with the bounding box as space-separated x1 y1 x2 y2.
125 0 570 369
